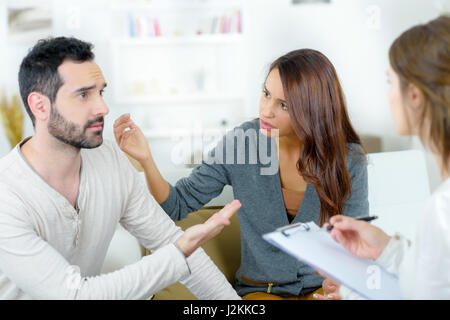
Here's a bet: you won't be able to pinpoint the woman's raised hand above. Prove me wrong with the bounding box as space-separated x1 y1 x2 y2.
324 215 391 261
113 114 151 163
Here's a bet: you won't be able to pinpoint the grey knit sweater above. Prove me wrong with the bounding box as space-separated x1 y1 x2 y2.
160 119 369 297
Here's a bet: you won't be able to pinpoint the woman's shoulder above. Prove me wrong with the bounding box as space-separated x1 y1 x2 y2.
221 119 260 143
346 142 367 167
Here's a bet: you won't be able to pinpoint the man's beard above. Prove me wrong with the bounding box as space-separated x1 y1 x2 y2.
47 105 104 149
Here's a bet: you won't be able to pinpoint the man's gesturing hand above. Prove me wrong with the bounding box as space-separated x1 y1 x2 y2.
176 200 242 257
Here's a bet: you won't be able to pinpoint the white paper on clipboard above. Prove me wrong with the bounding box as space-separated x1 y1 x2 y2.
263 221 403 300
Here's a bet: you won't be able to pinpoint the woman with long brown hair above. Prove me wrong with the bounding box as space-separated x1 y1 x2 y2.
113 49 369 299
319 15 450 299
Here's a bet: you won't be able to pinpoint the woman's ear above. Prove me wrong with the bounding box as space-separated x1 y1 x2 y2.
407 83 424 111
28 92 51 122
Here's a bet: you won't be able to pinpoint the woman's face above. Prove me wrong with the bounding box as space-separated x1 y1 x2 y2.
259 68 296 139
387 64 419 136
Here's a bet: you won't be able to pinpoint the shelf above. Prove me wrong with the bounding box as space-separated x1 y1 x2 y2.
115 93 244 105
109 0 248 118
112 34 244 46
109 1 243 12
142 127 230 139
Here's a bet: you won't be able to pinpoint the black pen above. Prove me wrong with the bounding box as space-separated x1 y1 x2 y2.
326 215 378 231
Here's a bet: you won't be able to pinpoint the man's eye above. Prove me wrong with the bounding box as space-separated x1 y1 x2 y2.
79 92 88 99
263 89 270 98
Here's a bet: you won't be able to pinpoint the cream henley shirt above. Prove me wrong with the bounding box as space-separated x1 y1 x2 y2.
0 138 240 300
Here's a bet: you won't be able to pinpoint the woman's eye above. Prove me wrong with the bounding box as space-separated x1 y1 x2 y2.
281 103 288 111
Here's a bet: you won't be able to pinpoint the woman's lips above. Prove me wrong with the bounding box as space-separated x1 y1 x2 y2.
260 119 276 130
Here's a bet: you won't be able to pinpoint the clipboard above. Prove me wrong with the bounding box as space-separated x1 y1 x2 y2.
263 221 403 300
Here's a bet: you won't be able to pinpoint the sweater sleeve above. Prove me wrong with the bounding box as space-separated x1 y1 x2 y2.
375 234 411 275
160 132 232 221
0 189 190 300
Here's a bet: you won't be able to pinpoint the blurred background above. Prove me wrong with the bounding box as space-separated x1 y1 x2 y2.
0 0 448 191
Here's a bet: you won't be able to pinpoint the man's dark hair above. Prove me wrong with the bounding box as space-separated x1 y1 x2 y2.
18 37 95 126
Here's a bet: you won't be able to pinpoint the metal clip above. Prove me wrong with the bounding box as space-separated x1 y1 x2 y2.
276 222 310 237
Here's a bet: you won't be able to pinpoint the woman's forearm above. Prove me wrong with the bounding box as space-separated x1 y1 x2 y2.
140 155 170 204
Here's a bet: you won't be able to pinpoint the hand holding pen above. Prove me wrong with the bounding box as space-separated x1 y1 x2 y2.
323 215 391 260
326 215 378 231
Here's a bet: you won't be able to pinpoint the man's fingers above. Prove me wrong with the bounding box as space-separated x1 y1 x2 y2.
220 200 242 220
205 200 241 229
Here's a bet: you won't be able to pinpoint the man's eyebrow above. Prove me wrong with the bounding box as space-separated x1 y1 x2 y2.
73 83 107 94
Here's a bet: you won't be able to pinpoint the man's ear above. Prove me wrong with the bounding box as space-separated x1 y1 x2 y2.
407 83 424 111
28 92 51 122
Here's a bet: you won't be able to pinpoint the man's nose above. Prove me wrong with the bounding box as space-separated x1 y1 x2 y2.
93 97 109 117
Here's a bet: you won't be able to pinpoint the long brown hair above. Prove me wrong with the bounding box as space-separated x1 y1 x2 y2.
269 49 363 226
389 15 450 175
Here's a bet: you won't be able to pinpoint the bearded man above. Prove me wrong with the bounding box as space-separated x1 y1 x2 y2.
0 37 241 300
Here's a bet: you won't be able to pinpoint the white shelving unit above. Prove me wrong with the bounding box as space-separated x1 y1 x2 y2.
114 93 244 106
112 33 244 46
108 0 247 132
